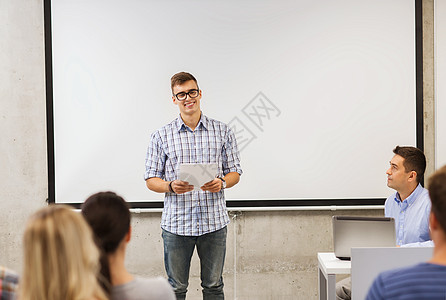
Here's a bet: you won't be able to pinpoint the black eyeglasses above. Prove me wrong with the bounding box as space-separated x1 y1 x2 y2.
174 89 200 101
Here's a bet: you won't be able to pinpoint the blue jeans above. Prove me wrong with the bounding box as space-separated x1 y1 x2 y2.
162 227 227 300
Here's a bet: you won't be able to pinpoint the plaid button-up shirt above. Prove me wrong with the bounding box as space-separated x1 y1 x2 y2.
145 114 242 236
0 266 18 299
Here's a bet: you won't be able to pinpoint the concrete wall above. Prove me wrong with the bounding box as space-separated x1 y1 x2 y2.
126 209 382 300
0 0 47 267
0 1 434 299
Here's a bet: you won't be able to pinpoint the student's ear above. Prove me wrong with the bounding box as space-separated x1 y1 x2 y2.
125 226 132 243
408 170 417 182
429 211 439 231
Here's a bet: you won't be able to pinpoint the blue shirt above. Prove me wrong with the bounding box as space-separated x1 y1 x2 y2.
145 114 242 236
366 262 446 300
384 184 431 246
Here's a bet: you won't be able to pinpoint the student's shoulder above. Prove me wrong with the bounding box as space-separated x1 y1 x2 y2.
415 186 432 210
420 186 430 199
151 118 180 136
0 265 19 282
384 192 398 208
368 264 423 296
134 276 169 285
203 115 231 132
112 277 174 300
161 118 179 130
134 277 175 299
379 262 435 282
368 263 446 300
204 115 224 125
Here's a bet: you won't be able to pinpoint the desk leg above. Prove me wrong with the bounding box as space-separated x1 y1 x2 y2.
318 268 336 300
326 273 336 300
318 267 327 300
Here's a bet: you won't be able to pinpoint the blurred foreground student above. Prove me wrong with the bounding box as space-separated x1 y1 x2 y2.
0 266 19 300
337 146 432 300
82 191 175 300
19 205 108 300
366 164 446 299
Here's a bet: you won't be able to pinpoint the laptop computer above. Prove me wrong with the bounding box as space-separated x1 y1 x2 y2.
333 216 396 260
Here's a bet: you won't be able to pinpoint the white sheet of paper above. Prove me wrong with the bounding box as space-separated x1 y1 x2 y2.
178 163 218 190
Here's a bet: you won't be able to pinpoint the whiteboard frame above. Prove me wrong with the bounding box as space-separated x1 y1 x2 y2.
43 0 424 210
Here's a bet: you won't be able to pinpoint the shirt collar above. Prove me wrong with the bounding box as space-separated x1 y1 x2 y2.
394 183 423 205
175 112 208 132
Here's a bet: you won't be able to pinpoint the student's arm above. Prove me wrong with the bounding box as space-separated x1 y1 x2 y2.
201 172 240 193
220 126 243 182
401 240 434 247
146 177 193 194
145 131 194 194
199 125 243 193
223 171 240 189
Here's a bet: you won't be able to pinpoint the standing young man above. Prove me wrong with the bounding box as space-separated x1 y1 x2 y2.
336 146 432 300
144 72 242 300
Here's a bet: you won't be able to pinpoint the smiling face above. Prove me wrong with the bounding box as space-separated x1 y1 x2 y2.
172 80 202 118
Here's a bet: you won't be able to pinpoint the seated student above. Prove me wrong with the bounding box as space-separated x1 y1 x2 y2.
81 191 175 300
366 164 446 300
384 146 432 247
19 205 108 300
0 265 19 300
337 146 432 300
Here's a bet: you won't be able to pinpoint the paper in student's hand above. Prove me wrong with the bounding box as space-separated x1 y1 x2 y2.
178 163 218 190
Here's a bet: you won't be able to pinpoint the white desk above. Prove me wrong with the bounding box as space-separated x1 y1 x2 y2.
318 252 351 300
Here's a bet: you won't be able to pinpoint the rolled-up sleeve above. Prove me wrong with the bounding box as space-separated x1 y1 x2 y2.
222 127 243 176
144 131 166 180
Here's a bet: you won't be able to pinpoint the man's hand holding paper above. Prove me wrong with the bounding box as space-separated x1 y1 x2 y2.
170 180 194 194
178 163 218 192
201 178 222 192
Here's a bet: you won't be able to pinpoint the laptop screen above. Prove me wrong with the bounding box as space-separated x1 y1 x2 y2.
333 216 396 260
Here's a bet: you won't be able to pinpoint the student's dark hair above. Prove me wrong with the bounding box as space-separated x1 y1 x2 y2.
81 191 131 293
170 72 198 92
393 145 426 183
428 165 446 233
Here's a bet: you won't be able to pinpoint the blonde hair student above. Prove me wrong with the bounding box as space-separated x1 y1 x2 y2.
19 205 108 300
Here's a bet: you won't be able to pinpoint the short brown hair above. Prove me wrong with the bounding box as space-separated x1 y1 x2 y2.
170 72 198 92
428 165 446 233
393 146 426 183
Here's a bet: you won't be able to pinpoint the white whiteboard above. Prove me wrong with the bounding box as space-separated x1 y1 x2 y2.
436 0 446 169
49 0 416 204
